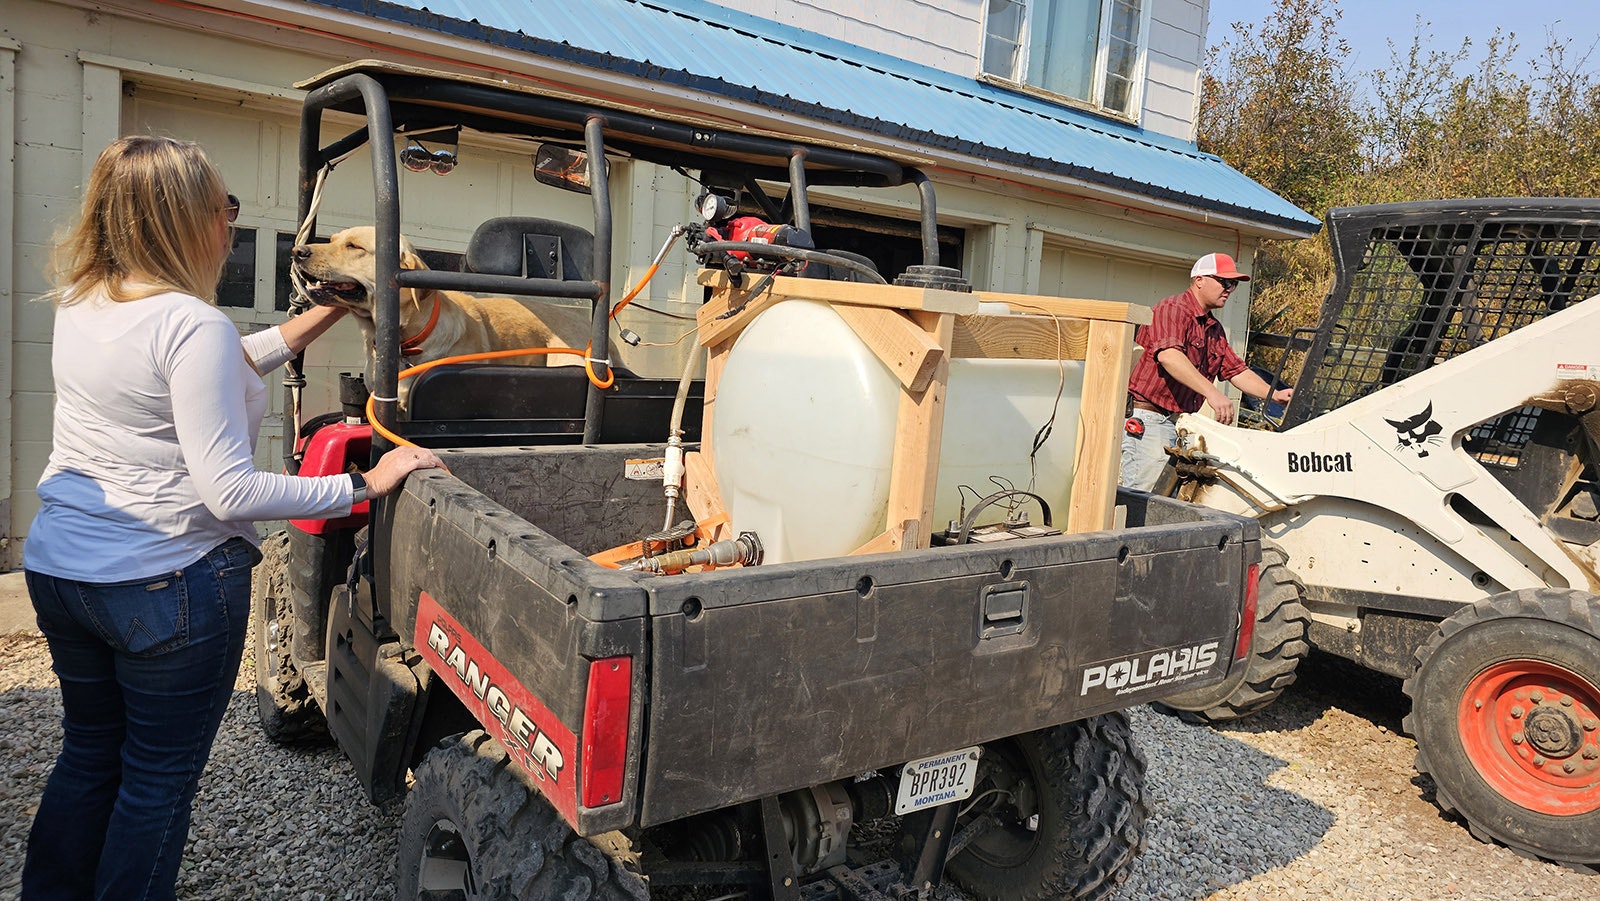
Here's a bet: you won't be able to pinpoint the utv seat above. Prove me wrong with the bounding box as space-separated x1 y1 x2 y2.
404 217 701 446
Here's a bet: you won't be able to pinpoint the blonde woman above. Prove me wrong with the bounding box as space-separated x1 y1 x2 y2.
21 136 441 900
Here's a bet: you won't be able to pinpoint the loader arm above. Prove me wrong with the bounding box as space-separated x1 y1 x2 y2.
1179 295 1600 594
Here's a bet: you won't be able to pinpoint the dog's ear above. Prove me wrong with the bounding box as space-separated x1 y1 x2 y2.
401 281 434 313
398 248 430 272
397 237 434 312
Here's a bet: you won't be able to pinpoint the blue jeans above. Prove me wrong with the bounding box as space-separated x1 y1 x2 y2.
1119 408 1179 492
22 537 259 901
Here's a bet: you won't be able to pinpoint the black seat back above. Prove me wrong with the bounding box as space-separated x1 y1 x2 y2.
405 365 702 448
465 217 594 281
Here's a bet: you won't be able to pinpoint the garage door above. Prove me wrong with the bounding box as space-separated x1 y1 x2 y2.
1036 241 1189 305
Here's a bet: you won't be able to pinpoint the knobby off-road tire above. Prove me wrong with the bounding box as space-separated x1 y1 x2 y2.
252 529 328 743
1156 543 1311 723
398 731 649 900
1403 588 1600 872
947 712 1149 901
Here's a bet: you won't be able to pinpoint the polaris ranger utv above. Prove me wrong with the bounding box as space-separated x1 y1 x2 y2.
254 60 1263 900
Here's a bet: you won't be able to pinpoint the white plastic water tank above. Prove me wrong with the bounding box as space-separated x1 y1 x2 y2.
711 299 1084 563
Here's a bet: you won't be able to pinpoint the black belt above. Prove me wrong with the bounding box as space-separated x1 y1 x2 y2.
1130 400 1178 419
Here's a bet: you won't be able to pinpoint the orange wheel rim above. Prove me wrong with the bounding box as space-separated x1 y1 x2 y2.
1458 660 1600 815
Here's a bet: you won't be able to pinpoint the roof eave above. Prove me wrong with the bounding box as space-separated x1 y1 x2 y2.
209 0 1320 239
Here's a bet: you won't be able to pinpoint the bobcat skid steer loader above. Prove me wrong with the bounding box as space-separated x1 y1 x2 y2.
1159 199 1600 871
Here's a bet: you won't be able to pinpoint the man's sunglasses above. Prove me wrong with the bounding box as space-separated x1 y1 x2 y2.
221 194 241 223
1210 275 1241 291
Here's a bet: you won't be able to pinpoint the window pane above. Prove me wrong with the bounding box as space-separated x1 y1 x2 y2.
274 231 299 312
218 228 257 308
1106 36 1137 79
1028 0 1099 101
1102 0 1142 113
983 0 1027 79
1107 1 1142 77
1109 0 1142 44
1103 72 1133 114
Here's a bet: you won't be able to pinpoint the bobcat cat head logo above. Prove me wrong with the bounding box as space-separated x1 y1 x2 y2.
1385 402 1443 458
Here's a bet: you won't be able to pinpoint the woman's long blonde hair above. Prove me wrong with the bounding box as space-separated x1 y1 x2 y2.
51 135 232 305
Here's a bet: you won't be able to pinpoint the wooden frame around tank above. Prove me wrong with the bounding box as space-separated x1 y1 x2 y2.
684 269 1151 553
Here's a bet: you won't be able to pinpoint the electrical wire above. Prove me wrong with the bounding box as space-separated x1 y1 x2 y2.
957 786 1011 819
631 321 706 349
626 302 697 321
997 301 1069 496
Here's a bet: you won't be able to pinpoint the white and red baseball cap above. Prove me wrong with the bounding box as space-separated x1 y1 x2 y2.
1190 252 1250 281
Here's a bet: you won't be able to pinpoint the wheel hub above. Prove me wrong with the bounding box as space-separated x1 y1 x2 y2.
417 820 475 894
1459 659 1600 815
1524 706 1583 758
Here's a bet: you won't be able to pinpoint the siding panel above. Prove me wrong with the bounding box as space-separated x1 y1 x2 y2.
1142 1 1204 141
712 0 984 76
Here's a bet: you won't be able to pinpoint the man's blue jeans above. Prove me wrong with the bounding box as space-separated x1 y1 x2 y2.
22 537 259 901
1119 407 1179 492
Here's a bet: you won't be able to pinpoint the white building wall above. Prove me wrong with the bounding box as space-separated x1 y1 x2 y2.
1145 0 1208 142
714 1 986 75
1 0 1256 568
0 38 17 567
709 0 1205 141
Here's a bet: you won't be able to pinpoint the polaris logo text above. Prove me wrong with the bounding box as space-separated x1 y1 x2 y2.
1080 642 1220 697
427 622 566 782
1287 451 1354 473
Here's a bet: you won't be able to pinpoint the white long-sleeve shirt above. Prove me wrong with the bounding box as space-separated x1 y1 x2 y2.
25 289 355 582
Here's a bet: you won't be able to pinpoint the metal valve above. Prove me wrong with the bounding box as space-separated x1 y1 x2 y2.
621 531 764 574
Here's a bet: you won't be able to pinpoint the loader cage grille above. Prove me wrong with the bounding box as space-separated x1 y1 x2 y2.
1283 200 1600 466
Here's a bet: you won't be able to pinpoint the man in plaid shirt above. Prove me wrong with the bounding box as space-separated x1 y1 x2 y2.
1119 253 1294 491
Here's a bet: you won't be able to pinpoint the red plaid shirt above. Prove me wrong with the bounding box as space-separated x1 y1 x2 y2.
1126 289 1248 414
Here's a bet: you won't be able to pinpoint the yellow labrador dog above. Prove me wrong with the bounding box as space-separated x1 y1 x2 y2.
290 226 601 386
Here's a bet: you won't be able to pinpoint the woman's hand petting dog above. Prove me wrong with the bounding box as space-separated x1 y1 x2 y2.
365 445 445 498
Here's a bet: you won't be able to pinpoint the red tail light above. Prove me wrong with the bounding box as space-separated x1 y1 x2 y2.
1234 562 1260 662
580 656 632 808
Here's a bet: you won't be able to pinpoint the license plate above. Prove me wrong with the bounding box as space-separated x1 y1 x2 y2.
894 746 982 815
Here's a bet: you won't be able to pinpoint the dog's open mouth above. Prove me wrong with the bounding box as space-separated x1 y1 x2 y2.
293 270 370 315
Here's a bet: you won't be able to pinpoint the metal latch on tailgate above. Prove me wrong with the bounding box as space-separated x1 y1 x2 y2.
980 582 1028 639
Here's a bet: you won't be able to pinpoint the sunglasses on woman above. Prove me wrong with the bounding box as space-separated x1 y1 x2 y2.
221 194 240 223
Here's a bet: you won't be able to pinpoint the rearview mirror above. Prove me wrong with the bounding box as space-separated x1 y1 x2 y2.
534 144 607 194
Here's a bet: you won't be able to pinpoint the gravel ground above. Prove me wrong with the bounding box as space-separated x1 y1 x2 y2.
1 627 1593 900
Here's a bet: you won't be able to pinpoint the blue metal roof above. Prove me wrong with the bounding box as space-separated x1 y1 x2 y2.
304 0 1319 233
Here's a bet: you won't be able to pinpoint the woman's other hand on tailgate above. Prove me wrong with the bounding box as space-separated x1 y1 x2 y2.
365 445 445 498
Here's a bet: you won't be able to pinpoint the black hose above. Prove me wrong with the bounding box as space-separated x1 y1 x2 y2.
692 242 888 284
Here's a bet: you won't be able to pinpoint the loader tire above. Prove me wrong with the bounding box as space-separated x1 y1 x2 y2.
252 529 327 743
947 712 1148 901
1403 589 1600 872
398 731 649 900
1155 543 1310 723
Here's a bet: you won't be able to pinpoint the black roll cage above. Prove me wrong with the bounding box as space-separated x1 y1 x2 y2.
288 63 941 463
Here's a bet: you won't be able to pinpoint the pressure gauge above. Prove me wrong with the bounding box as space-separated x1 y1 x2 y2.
698 192 731 223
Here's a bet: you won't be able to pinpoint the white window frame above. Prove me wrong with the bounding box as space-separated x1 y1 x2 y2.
978 0 1152 122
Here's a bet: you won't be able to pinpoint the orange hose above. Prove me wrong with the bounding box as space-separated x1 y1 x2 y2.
365 345 593 448
583 342 617 389
611 262 661 319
